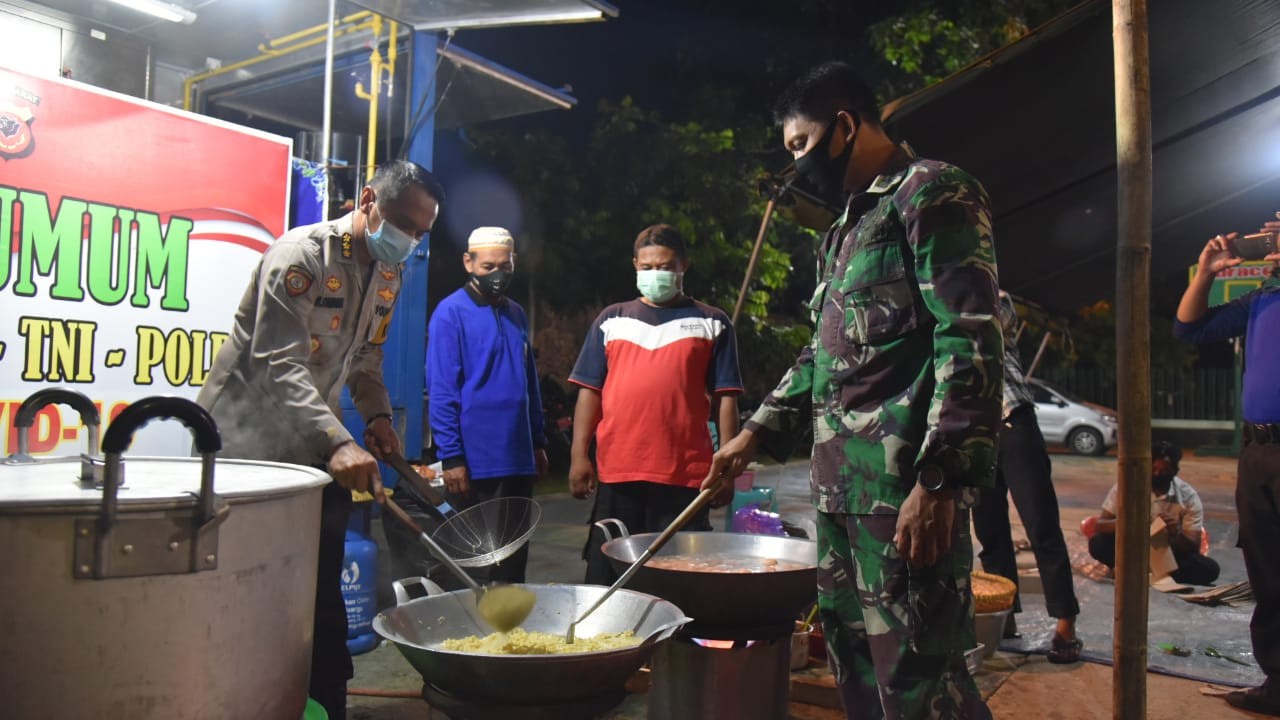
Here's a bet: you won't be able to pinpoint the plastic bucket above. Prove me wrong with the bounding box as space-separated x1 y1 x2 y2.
302 698 328 720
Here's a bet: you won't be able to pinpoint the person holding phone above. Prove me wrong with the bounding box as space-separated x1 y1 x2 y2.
1174 214 1280 716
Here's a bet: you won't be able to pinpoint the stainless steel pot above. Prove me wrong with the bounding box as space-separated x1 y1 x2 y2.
374 578 690 704
0 391 330 720
598 521 818 628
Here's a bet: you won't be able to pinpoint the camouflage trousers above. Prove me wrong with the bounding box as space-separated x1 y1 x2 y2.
817 510 990 720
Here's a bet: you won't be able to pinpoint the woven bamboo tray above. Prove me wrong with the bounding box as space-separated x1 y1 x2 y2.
972 570 1017 613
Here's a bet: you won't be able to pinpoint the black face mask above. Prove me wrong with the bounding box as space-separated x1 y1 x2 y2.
473 269 512 297
1152 473 1175 496
793 116 857 201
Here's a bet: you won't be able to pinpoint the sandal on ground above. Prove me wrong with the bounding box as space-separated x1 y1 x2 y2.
1225 686 1280 717
1047 634 1083 664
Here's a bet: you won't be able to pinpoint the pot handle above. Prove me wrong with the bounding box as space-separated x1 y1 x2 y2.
12 388 101 459
101 395 221 455
593 518 630 541
640 615 694 646
393 576 446 605
101 395 222 530
78 396 227 580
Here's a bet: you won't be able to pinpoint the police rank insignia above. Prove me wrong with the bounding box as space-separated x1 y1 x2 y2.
380 269 396 281
341 233 353 259
284 266 313 296
325 275 342 292
377 286 396 303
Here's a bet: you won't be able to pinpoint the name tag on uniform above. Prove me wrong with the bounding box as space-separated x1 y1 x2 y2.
370 306 395 345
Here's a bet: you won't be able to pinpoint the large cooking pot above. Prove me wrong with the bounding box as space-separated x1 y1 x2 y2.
374 578 690 704
0 391 330 720
599 520 818 628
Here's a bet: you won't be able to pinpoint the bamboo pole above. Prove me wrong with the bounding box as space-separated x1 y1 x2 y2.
1112 1 1153 718
1024 331 1052 380
732 197 778 326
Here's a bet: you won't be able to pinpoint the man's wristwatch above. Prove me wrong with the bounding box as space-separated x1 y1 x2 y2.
917 465 952 493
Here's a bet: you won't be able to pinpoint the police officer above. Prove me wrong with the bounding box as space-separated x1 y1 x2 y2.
198 160 442 720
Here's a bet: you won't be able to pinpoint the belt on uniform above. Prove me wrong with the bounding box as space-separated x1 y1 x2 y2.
1243 423 1280 445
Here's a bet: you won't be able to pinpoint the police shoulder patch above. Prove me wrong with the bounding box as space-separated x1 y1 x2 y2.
284 265 313 296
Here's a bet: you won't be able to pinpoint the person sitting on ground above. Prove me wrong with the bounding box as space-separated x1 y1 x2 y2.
1087 440 1220 586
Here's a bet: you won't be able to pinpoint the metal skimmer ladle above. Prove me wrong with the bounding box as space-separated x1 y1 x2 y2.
566 487 717 643
383 498 535 632
385 451 486 553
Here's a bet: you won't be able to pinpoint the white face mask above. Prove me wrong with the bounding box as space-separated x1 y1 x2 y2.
636 269 682 303
366 205 418 264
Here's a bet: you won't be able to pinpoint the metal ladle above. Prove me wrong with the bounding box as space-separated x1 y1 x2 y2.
383 498 535 633
567 487 716 643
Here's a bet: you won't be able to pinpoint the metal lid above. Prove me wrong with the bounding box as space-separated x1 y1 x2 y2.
0 456 330 513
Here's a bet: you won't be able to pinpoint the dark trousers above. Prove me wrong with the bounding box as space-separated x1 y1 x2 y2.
311 481 354 720
972 406 1081 618
1238 440 1280 682
583 480 713 585
385 475 535 590
1086 533 1221 586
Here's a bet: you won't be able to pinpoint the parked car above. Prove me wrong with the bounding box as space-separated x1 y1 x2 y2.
1028 379 1118 456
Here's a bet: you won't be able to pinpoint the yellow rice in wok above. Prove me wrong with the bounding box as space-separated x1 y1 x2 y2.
440 628 639 655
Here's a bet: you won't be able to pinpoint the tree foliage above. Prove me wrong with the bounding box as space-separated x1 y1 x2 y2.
467 97 819 397
447 0 1104 396
868 0 1079 98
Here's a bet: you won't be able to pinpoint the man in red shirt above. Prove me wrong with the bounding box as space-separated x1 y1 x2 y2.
569 224 743 584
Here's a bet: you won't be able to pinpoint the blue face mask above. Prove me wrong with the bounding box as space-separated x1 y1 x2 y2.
366 205 418 264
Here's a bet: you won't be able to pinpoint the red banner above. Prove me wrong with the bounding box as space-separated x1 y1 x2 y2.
0 66 292 455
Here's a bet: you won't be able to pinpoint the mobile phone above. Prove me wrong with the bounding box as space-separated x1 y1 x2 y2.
1230 232 1278 261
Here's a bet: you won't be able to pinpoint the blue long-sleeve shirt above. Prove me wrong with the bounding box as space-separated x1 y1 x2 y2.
1174 281 1280 424
427 285 546 480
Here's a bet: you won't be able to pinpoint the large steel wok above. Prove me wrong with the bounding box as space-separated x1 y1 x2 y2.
599 521 817 628
374 579 690 704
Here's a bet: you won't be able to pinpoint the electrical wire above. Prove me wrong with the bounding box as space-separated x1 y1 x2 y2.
396 29 455 160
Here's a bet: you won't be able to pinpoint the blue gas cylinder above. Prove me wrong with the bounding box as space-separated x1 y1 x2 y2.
342 503 378 655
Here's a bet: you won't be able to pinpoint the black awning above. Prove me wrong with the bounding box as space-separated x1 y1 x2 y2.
203 40 574 135
883 0 1280 315
347 0 617 31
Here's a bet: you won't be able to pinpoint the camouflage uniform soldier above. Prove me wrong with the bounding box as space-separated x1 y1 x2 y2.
707 62 1002 720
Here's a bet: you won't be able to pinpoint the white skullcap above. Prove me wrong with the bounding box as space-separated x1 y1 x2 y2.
467 226 514 251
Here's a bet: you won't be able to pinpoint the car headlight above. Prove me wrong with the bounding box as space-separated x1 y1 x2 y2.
1102 415 1118 425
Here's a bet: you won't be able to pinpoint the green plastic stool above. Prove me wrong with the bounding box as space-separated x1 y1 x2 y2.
302 698 328 720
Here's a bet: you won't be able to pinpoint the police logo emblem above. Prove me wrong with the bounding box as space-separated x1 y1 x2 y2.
325 275 342 292
284 266 313 296
0 104 36 160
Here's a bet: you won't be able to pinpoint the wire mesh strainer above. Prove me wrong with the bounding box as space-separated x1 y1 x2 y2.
430 496 542 568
